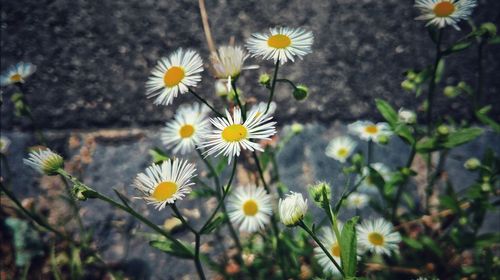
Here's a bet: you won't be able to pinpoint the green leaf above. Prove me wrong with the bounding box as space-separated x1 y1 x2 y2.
421 236 443 257
434 58 446 83
442 41 472 56
476 106 500 133
394 124 415 145
340 216 359 277
113 189 131 208
200 214 225 235
402 237 423 250
190 185 217 198
215 157 228 176
488 35 500 45
442 127 483 149
149 239 194 259
475 233 500 248
375 99 398 125
149 147 169 164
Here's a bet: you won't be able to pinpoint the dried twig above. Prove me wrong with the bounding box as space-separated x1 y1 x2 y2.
198 0 217 54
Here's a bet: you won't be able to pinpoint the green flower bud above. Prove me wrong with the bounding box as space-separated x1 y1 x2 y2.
72 184 99 200
444 86 458 98
308 181 331 206
401 80 415 92
291 122 304 134
406 71 417 81
258 73 271 86
352 153 364 166
293 85 309 101
480 22 497 37
401 167 412 176
459 217 468 226
464 157 481 171
23 149 64 176
437 125 449 136
481 182 492 192
377 135 390 145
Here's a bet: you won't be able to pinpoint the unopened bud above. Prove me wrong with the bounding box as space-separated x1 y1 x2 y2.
480 22 497 37
291 122 304 134
258 73 271 86
437 125 449 136
401 80 415 92
459 217 468 225
293 85 308 101
444 86 458 98
308 182 331 206
398 108 417 124
464 158 481 171
352 153 363 166
377 135 390 145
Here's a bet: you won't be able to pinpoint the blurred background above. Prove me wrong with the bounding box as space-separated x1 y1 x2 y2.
1 0 499 279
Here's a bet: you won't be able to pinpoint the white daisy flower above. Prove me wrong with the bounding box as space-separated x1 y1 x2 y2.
23 149 64 176
358 162 392 193
227 185 273 233
246 26 314 64
247 101 277 119
348 121 392 143
161 103 210 155
415 0 477 30
346 192 369 209
314 226 343 276
133 158 197 210
357 218 401 256
146 48 203 106
210 45 256 79
0 62 36 86
200 107 276 164
325 136 357 163
279 191 308 226
0 136 11 154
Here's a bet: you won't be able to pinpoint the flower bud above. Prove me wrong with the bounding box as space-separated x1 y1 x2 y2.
293 85 308 101
401 80 415 92
0 136 10 154
258 73 271 86
376 135 390 145
464 157 481 171
437 125 449 137
481 182 491 192
444 86 459 98
406 71 417 81
291 122 304 134
72 184 99 200
398 108 417 124
351 153 364 166
459 217 468 226
308 181 331 206
279 192 308 227
480 22 497 37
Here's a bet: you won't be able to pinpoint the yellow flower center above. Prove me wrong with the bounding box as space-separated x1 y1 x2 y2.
222 124 247 142
337 147 348 157
163 66 185 87
433 1 455 17
365 125 379 134
179 124 195 138
368 232 385 246
331 242 341 257
10 74 22 82
152 181 178 201
267 34 292 49
242 199 259 216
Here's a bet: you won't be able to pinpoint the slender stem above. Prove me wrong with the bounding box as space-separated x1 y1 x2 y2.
252 151 271 194
59 175 85 232
391 144 417 223
298 220 345 277
426 29 443 135
0 181 66 239
15 83 47 145
265 59 280 114
57 169 187 250
425 150 449 212
171 204 197 234
189 88 225 118
275 78 297 89
194 233 206 280
231 80 246 121
367 140 373 165
474 40 485 115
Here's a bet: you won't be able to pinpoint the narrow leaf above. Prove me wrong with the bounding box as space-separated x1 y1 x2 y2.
340 216 359 277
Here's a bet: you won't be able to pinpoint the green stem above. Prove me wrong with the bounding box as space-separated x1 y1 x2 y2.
425 150 449 212
391 144 417 223
426 29 443 136
265 59 280 114
57 169 188 251
59 175 85 232
189 88 225 118
0 181 67 239
275 78 297 89
15 83 47 146
367 140 373 165
298 220 345 277
474 40 485 115
231 79 246 121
